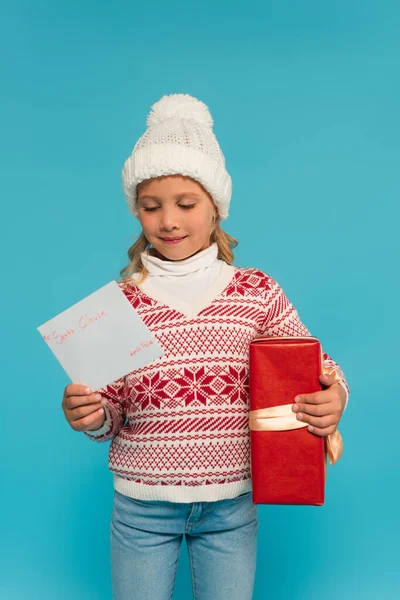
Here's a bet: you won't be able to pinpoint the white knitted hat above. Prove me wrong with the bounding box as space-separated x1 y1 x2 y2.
121 93 232 220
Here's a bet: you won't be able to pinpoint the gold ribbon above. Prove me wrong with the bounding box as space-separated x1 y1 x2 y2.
249 362 343 466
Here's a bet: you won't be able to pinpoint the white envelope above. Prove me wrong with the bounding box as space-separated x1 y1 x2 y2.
37 280 164 391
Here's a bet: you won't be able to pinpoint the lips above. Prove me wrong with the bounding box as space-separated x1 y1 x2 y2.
160 236 187 242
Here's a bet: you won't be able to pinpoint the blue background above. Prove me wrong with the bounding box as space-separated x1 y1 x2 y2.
1 1 399 598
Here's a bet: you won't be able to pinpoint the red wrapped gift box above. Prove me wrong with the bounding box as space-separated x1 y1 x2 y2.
249 336 342 506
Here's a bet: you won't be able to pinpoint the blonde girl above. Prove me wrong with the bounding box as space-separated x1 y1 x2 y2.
62 94 349 600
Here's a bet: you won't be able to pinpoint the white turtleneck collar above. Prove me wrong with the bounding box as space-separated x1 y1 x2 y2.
133 242 236 319
141 243 219 278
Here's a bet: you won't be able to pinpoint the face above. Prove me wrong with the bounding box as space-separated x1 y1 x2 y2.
136 175 218 261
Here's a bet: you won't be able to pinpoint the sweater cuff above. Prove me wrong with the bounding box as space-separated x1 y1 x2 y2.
83 403 113 441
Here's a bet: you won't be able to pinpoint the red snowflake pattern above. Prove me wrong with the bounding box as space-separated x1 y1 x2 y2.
173 366 216 406
133 371 170 410
224 270 269 298
220 366 249 405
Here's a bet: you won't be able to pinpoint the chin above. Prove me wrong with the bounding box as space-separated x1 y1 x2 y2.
152 239 206 261
162 249 194 261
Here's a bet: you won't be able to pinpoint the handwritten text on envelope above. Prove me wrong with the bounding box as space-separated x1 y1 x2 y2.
37 281 164 391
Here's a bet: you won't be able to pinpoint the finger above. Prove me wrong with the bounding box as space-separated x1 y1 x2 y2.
292 402 332 417
65 384 95 397
295 413 338 429
307 424 337 437
63 392 103 410
70 408 105 431
294 392 330 405
67 402 104 421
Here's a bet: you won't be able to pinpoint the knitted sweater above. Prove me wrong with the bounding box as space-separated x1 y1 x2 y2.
84 244 350 503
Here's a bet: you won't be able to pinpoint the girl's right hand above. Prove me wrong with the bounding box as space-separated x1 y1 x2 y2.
62 384 106 432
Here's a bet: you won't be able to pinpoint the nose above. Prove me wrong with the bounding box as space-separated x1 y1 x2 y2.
159 208 180 231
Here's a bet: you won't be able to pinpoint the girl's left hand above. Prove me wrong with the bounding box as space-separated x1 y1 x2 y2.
292 372 347 437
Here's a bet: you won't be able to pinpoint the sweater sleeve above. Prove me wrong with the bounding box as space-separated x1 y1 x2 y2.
83 376 127 442
260 276 350 411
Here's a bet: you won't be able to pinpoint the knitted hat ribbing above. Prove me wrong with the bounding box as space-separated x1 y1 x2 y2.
121 94 232 220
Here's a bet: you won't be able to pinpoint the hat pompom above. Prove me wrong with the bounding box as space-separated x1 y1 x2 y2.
147 93 214 128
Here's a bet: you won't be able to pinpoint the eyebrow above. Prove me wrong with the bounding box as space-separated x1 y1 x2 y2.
137 193 202 202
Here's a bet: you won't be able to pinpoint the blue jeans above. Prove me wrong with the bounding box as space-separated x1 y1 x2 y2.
111 489 258 600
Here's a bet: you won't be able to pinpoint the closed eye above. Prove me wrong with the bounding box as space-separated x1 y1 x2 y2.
142 204 196 212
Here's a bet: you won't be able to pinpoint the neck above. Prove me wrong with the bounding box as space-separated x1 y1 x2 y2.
140 242 219 277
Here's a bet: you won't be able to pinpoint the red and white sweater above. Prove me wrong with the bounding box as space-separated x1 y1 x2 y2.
85 243 350 503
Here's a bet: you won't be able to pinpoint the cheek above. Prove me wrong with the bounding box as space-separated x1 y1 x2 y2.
187 210 214 230
138 212 156 232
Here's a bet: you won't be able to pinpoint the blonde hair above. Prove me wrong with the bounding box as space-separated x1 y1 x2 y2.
120 216 238 285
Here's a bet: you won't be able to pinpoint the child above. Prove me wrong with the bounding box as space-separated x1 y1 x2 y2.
62 93 350 600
